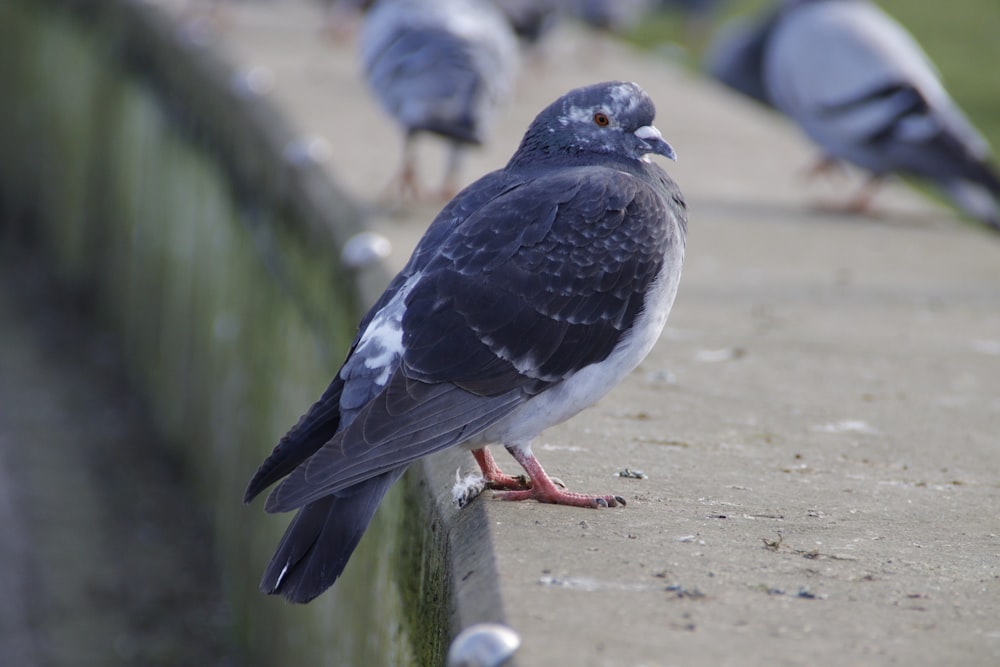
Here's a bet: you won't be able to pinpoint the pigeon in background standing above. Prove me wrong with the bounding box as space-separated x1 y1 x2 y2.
760 0 1000 228
244 80 686 603
359 0 519 200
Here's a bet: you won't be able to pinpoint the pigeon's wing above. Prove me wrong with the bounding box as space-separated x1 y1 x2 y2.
264 167 674 513
243 377 346 503
243 172 520 505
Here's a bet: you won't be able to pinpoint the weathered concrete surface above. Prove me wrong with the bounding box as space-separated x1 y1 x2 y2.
204 3 1000 666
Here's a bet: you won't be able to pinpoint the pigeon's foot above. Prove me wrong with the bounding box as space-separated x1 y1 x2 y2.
843 175 884 214
381 167 421 202
494 485 626 508
799 154 847 182
473 448 531 491
494 446 626 509
813 175 885 218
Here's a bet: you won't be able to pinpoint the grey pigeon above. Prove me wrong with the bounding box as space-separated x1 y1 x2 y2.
244 80 686 603
703 6 781 107
761 0 1000 228
490 0 564 47
573 0 658 34
359 0 519 199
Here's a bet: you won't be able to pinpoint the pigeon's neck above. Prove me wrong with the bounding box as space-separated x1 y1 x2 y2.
506 142 648 175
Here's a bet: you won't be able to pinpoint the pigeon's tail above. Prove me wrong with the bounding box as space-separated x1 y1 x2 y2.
260 468 406 603
941 179 1000 232
917 127 1000 231
941 139 1000 200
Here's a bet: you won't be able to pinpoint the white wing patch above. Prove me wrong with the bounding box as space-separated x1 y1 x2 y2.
352 274 421 387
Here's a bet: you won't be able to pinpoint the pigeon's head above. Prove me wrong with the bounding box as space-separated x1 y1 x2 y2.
508 81 677 168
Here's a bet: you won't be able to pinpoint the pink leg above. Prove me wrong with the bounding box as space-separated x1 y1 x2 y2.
844 175 884 214
472 448 530 491
380 137 422 202
494 446 626 509
800 154 845 182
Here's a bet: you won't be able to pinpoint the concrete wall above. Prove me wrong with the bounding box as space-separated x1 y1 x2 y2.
0 1 452 664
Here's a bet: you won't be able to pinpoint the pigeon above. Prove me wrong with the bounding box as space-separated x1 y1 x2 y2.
359 0 519 199
490 0 564 47
244 80 686 603
703 6 781 108
572 0 658 35
760 0 1000 228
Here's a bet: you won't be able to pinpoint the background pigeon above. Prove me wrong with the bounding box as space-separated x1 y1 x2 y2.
760 0 1000 228
491 0 564 48
572 0 658 36
703 6 780 108
244 80 687 603
359 0 519 199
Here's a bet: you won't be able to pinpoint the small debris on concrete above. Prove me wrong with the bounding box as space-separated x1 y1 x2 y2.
665 584 705 599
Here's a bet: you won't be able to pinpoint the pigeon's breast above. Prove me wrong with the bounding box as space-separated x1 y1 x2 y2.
476 209 685 448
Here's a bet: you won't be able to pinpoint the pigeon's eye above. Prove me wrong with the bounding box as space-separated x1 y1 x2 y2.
593 112 610 127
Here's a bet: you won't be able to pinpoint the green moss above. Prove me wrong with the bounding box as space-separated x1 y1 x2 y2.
0 1 445 665
396 470 452 667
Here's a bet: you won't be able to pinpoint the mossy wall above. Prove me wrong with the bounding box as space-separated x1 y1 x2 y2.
0 1 449 664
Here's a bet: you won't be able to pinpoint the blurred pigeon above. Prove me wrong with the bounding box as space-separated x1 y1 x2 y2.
491 0 564 47
703 6 781 107
359 0 519 199
761 0 1000 228
572 0 658 35
245 80 686 603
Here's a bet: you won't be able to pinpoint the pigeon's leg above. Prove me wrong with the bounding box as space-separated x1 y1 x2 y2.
844 175 884 214
319 2 364 43
472 448 530 491
493 445 626 509
381 134 421 201
439 142 466 201
800 154 846 182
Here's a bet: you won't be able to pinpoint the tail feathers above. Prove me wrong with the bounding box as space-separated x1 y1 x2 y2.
941 179 1000 231
923 122 1000 198
261 468 406 603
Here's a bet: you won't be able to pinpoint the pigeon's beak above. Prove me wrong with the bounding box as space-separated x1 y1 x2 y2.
634 125 677 161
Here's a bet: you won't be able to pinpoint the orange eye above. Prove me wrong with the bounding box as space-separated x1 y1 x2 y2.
593 112 610 127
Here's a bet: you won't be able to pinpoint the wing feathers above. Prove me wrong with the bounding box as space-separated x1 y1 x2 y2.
243 376 345 503
264 379 525 512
